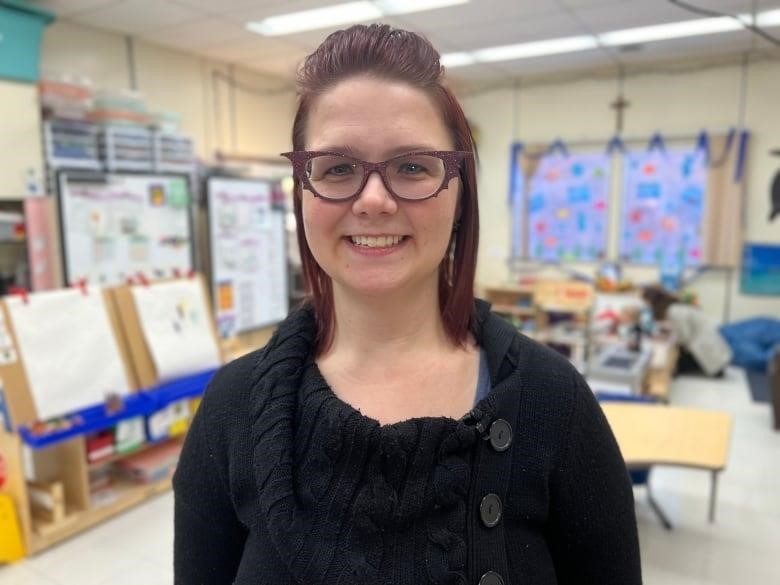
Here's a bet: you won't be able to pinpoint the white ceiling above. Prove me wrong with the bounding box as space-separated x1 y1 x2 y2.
29 0 780 88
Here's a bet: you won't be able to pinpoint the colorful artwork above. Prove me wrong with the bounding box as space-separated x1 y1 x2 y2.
131 279 221 381
741 243 780 295
620 148 707 267
525 153 610 262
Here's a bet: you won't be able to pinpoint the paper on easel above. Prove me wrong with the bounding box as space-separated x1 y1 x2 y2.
5 288 130 421
130 279 221 381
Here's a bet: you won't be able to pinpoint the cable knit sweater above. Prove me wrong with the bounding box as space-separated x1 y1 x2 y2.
173 301 642 584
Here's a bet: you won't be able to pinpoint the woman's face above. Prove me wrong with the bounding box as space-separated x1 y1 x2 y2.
301 76 460 300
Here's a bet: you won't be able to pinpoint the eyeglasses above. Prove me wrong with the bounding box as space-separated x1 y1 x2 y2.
281 150 471 202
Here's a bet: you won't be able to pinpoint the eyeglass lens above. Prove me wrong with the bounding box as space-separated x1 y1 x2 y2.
305 154 447 200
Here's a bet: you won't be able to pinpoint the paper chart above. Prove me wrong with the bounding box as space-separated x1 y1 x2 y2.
58 172 193 286
207 178 288 337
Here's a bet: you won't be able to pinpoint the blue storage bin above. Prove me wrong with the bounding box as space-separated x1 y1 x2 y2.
0 1 54 82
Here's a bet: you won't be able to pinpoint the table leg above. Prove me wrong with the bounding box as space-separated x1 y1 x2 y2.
709 471 719 523
647 480 673 530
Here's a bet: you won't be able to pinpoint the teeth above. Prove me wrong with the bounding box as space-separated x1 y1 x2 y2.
350 235 404 248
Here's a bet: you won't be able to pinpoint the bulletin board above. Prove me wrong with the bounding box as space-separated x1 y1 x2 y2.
56 171 194 286
619 148 707 268
524 152 610 262
206 177 288 337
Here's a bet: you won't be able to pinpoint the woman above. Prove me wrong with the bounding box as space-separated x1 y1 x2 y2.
642 285 732 377
174 24 641 585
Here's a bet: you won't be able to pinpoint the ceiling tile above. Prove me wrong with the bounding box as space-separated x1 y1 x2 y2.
172 0 279 12
559 0 627 7
387 0 561 33
220 0 341 25
572 0 705 33
425 12 586 53
138 17 249 50
69 0 205 35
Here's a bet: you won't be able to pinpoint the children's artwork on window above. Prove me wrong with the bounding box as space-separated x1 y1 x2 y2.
526 152 610 262
131 279 221 381
620 148 707 267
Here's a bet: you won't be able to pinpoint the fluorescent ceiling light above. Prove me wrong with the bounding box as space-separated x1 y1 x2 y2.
756 9 780 27
375 0 469 14
598 17 742 46
247 0 469 36
443 8 780 68
473 36 599 63
248 2 381 36
440 52 477 68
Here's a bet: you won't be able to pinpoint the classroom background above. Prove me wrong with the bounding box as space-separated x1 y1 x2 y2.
0 1 779 584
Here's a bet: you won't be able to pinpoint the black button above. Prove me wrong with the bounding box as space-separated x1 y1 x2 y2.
478 571 505 585
489 419 512 452
480 493 502 528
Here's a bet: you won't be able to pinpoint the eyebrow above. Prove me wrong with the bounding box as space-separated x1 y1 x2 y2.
313 144 441 158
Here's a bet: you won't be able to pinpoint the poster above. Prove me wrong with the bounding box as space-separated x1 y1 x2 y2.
131 279 222 382
5 288 129 420
620 148 707 267
58 172 193 286
207 178 288 337
525 152 610 262
741 243 780 295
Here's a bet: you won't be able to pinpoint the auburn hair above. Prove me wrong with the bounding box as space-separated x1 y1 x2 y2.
290 24 479 355
641 285 679 321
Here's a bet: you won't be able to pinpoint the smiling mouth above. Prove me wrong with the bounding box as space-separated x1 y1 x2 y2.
349 235 408 248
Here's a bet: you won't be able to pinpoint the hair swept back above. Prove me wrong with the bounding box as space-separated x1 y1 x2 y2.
290 23 479 356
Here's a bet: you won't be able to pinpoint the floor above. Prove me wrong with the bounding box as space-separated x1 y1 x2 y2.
1 367 778 584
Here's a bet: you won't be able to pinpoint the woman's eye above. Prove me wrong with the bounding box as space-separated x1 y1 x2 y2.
326 164 353 176
399 163 424 174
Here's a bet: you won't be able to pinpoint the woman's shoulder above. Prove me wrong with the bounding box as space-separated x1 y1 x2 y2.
196 348 268 423
481 307 590 411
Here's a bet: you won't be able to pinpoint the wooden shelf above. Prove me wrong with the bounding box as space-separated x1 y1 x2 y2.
29 475 172 554
87 441 154 470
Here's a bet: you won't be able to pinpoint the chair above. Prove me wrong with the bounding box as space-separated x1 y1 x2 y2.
770 345 780 430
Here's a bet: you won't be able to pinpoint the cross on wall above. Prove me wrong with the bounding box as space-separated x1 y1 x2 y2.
610 94 630 134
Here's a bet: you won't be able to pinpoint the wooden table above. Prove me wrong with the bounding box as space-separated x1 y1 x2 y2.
601 402 733 524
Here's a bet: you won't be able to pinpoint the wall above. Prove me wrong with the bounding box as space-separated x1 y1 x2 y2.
14 21 780 322
39 20 296 160
462 56 780 323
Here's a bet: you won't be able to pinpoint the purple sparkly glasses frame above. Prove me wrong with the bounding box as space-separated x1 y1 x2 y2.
281 150 472 202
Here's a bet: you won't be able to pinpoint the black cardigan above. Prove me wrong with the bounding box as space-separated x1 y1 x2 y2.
173 301 642 584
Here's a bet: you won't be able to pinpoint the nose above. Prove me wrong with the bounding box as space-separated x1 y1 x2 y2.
351 170 398 216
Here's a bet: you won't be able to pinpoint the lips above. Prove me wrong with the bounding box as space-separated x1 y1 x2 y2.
349 235 407 248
